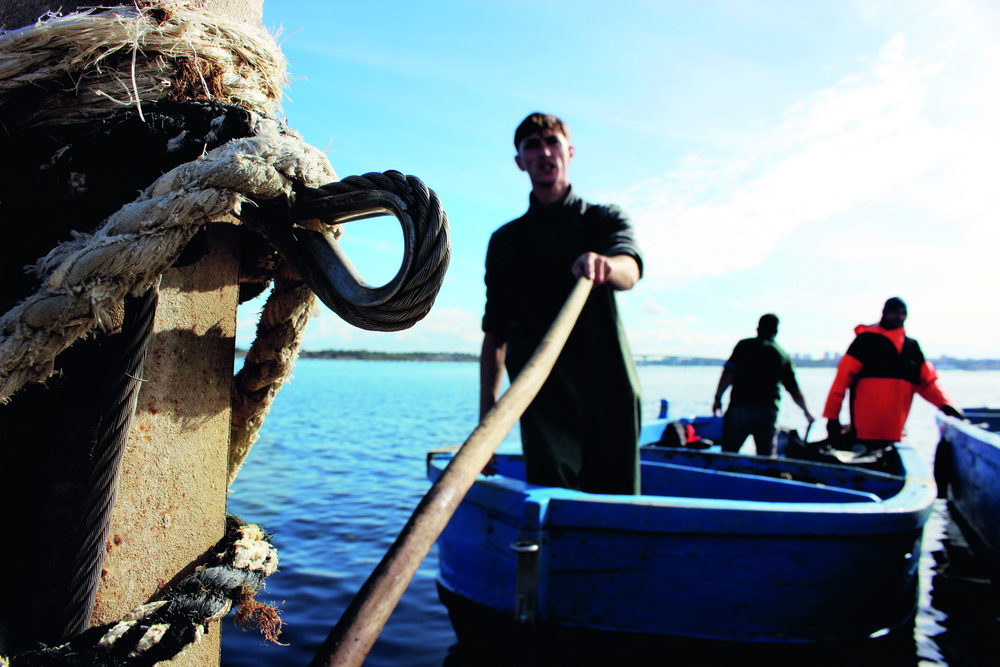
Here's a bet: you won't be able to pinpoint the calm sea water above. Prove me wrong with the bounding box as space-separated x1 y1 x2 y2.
222 361 1000 666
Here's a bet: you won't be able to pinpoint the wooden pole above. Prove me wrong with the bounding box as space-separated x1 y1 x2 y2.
310 277 594 667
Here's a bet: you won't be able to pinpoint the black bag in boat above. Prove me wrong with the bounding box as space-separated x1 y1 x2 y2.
774 427 803 458
785 436 899 473
656 420 713 449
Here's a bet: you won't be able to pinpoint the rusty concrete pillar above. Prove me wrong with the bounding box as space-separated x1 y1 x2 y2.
91 222 241 666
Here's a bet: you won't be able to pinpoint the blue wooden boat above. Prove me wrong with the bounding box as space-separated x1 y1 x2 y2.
428 413 935 643
935 408 1000 568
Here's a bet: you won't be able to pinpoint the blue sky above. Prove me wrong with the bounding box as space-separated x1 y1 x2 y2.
237 0 999 360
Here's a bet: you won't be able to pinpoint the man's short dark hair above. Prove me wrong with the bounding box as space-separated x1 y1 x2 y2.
758 314 779 336
883 297 907 313
514 112 571 148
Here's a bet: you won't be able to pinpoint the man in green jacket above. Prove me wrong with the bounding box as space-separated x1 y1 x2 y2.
712 314 813 455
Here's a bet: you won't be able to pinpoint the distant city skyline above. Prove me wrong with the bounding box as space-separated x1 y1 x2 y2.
238 1 1000 361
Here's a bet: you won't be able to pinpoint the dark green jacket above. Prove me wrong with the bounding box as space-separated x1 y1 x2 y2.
482 187 643 493
725 337 798 410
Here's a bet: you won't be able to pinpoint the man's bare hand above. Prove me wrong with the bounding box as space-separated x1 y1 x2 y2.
712 397 723 417
481 455 499 476
572 252 640 290
572 252 612 285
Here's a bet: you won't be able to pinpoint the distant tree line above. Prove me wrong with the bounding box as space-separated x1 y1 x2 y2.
633 355 1000 370
235 349 479 362
233 349 999 369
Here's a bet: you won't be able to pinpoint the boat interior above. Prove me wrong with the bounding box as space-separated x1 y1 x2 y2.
449 449 906 505
961 408 1000 433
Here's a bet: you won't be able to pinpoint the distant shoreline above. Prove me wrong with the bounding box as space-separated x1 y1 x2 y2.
234 349 1000 370
236 349 479 363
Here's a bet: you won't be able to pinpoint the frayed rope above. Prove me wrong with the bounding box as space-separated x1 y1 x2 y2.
3 516 282 666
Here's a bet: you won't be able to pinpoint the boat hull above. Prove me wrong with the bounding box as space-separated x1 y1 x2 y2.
429 444 934 643
936 409 1000 567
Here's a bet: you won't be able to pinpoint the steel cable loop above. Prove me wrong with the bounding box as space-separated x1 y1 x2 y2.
59 284 159 642
274 170 451 332
292 171 449 328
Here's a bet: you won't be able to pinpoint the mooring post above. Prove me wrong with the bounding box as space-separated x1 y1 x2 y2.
0 2 265 666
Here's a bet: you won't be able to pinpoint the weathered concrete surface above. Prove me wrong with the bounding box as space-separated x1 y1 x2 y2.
92 223 240 666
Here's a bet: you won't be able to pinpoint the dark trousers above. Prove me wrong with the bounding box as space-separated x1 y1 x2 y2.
722 405 778 456
520 399 640 495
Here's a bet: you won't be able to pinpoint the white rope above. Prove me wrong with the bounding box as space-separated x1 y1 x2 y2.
230 266 317 487
0 518 282 665
0 4 344 481
0 3 287 129
0 116 337 403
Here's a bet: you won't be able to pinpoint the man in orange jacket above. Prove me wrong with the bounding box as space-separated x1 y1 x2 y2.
823 297 962 444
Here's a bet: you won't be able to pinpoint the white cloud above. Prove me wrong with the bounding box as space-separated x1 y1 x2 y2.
641 298 670 316
293 305 482 352
612 34 957 285
606 10 1000 358
379 306 483 346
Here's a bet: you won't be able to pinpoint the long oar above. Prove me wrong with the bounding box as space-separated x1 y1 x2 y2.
310 276 594 667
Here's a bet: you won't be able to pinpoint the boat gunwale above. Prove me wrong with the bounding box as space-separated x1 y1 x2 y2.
937 410 1000 448
935 408 1000 564
427 446 935 533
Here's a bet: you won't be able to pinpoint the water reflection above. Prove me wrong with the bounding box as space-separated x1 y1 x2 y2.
924 504 1000 666
442 601 917 667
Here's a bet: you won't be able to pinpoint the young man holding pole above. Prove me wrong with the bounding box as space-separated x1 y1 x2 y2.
479 112 643 494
